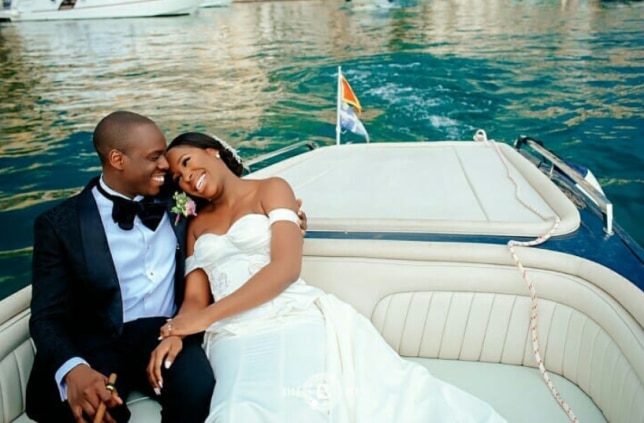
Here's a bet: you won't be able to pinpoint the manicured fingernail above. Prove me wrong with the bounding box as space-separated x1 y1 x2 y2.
157 336 162 341
154 387 161 396
159 380 163 388
164 360 172 369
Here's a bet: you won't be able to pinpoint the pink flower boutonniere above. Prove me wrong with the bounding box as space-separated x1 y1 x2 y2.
171 192 197 225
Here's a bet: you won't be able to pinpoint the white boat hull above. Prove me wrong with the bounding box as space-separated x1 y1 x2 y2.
1 0 201 21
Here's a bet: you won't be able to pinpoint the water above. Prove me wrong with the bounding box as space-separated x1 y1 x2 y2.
0 0 642 299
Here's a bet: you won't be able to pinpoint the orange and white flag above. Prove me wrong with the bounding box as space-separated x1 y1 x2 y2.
336 67 369 143
340 75 362 115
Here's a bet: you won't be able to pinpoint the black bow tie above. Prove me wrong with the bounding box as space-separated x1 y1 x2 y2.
96 183 166 231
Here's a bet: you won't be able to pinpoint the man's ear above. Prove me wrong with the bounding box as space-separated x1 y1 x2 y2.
108 149 126 170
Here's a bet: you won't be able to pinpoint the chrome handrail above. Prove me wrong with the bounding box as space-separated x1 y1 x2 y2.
243 141 319 173
514 136 613 235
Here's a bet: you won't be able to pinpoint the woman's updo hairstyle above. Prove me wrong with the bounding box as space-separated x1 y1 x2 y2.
167 132 244 177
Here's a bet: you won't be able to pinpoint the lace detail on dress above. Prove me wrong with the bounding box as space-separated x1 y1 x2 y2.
210 269 230 300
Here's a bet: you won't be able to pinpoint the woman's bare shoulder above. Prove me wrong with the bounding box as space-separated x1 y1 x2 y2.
257 177 297 211
257 176 293 192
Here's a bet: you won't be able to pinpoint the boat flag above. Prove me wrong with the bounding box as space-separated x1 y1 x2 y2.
336 66 369 144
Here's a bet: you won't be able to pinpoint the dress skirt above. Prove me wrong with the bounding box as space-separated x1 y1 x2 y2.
202 294 507 423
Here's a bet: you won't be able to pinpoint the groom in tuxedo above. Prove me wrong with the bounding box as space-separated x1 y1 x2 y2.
25 111 215 423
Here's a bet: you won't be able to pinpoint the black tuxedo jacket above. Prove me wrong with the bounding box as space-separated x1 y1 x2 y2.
25 177 187 412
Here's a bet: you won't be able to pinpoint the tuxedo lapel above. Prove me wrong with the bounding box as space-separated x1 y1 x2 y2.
169 206 187 253
153 184 188 308
169 202 188 307
159 179 187 259
78 177 123 333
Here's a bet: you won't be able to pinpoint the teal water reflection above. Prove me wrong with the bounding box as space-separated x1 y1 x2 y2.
1 0 642 298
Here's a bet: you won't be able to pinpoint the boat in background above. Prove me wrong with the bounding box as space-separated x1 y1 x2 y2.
343 0 417 9
0 0 201 22
200 0 232 8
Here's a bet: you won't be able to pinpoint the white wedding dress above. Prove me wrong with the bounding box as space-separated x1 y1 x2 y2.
185 209 507 423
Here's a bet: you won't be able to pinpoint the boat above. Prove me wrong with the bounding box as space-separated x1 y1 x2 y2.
200 0 232 8
0 0 201 22
1 131 642 422
343 0 414 9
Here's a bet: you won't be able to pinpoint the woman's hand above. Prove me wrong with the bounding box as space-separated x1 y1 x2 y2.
159 310 212 340
296 198 307 236
147 336 183 395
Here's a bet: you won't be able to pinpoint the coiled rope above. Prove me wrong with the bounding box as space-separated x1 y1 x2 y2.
473 129 579 423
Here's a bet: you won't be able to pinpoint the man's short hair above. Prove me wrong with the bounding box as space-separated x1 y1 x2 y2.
93 111 156 164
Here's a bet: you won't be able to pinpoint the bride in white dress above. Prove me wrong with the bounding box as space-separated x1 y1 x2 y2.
155 132 507 423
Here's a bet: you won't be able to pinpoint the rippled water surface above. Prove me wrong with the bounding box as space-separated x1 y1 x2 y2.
1 0 643 298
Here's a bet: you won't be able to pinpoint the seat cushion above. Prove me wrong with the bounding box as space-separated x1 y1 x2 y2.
407 357 606 423
127 391 162 421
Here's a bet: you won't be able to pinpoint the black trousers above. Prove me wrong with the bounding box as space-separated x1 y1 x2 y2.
27 317 215 423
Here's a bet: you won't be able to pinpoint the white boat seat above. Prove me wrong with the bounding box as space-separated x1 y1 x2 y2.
0 288 163 423
411 358 605 423
2 239 643 423
300 239 643 423
0 333 606 423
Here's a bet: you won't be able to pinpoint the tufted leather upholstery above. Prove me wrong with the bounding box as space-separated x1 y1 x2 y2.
300 239 643 423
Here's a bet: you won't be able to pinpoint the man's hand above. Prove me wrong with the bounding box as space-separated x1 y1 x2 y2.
296 198 307 236
65 365 122 423
147 336 183 396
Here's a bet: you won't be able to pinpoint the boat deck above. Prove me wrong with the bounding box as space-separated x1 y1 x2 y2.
249 141 580 237
249 140 644 288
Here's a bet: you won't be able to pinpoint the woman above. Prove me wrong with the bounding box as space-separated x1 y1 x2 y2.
152 132 507 422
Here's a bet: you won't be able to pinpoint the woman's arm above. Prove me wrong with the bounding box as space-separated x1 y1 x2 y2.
159 177 302 337
147 218 212 390
177 270 212 314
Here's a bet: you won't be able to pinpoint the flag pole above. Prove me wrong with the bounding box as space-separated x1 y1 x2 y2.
336 66 342 145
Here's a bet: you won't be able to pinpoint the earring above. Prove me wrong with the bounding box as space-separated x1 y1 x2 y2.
216 152 220 159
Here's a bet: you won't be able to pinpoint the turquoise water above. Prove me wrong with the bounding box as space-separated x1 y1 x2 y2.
0 0 642 299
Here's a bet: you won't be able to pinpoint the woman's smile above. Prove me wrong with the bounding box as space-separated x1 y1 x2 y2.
195 174 206 191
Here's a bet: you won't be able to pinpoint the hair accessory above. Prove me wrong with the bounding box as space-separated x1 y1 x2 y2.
211 134 242 165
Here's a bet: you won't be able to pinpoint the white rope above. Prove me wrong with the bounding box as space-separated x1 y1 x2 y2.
474 130 579 423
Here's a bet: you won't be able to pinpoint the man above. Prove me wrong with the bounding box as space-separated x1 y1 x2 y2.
27 111 294 422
